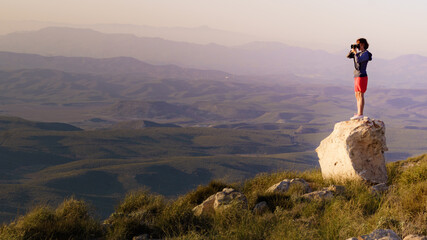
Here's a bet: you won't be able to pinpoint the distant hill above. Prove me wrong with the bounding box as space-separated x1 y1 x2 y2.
0 68 232 104
0 51 229 79
111 120 181 129
212 122 296 130
0 20 259 46
0 116 81 132
0 27 342 78
1 28 427 88
106 100 220 121
86 24 259 46
372 54 427 88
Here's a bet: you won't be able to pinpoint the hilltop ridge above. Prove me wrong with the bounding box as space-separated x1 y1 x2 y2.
0 154 425 239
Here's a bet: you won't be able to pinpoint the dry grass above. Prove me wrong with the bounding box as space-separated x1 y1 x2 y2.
1 154 426 240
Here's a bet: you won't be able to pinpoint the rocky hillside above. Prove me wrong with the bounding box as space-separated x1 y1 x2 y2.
0 154 425 240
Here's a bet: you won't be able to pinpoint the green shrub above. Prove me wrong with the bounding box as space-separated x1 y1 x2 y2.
387 153 427 185
0 198 102 240
54 198 102 239
342 180 383 215
106 190 165 240
387 161 403 185
212 207 272 240
319 199 367 240
399 161 427 185
156 197 211 238
114 190 165 215
269 206 319 240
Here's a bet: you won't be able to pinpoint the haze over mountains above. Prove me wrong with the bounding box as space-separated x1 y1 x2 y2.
0 51 229 79
0 27 331 76
1 27 427 88
0 20 259 46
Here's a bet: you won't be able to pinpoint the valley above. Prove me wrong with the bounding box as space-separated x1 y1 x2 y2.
0 116 316 222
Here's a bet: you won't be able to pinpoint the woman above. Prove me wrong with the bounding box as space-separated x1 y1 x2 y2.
347 38 372 120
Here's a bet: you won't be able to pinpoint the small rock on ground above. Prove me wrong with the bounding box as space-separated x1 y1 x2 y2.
266 178 311 193
371 183 389 194
346 229 401 240
301 185 345 201
133 234 149 240
253 201 269 215
192 188 247 216
302 189 333 200
403 235 427 240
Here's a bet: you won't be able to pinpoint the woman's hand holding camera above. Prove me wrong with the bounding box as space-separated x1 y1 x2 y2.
350 43 360 54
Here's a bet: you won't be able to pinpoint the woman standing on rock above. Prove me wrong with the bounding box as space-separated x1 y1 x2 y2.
347 38 372 120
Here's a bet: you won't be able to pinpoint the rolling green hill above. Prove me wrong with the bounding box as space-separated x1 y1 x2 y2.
0 67 425 163
0 116 316 223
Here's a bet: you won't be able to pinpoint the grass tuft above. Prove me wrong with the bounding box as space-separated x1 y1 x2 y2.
105 190 165 240
0 197 102 240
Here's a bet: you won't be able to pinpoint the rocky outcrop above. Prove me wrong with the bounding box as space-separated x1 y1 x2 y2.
316 118 388 184
266 178 311 193
214 188 247 210
192 194 216 216
192 188 247 216
302 189 333 200
347 229 401 240
302 185 345 201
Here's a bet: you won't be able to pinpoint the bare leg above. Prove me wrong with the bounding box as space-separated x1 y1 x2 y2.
355 91 364 115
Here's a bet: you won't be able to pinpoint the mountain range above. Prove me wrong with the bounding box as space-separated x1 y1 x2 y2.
0 51 229 79
0 20 259 46
1 27 426 88
0 27 331 76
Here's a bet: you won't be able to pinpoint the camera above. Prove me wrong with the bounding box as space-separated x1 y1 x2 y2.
351 44 360 49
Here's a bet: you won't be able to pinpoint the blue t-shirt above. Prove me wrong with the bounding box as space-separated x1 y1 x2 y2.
347 50 372 77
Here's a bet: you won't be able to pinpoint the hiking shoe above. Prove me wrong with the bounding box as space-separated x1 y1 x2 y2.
350 115 364 120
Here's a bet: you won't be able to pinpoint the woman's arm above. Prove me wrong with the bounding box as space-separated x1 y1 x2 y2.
355 51 371 63
347 51 355 58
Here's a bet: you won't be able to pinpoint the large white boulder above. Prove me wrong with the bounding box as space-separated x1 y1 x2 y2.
316 118 388 184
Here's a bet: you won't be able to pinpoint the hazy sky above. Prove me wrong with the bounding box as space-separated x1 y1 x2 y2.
2 0 427 58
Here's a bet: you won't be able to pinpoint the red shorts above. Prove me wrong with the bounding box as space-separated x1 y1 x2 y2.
354 76 368 93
